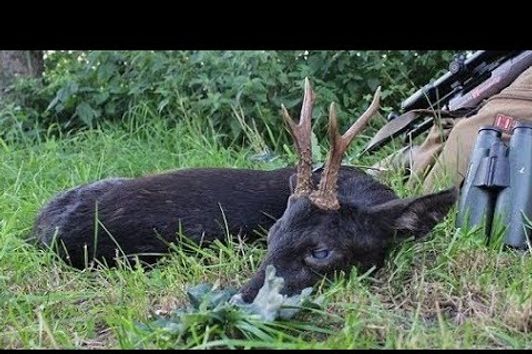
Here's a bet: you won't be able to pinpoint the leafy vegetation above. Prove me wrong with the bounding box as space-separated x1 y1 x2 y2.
0 50 454 146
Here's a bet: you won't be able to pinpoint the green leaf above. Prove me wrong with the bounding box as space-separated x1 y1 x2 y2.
46 90 62 111
97 63 116 82
94 91 109 105
186 283 212 309
104 102 116 115
75 102 99 126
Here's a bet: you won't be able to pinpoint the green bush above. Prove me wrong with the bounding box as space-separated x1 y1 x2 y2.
0 50 456 146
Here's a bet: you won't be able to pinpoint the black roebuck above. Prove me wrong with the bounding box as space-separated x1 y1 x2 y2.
33 78 457 302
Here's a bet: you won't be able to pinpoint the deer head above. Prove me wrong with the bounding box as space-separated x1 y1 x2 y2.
238 78 457 302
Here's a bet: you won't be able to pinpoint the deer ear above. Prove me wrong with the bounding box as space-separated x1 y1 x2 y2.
369 187 458 239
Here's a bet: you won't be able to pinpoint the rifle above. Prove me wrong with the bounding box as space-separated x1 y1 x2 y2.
362 50 532 155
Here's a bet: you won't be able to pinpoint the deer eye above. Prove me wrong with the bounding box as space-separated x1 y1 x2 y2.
311 248 330 260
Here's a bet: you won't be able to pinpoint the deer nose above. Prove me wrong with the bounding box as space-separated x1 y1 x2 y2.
237 270 266 303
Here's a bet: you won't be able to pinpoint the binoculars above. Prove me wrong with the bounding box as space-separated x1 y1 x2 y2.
456 121 532 249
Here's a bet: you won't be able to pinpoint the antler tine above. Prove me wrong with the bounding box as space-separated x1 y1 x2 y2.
310 87 381 210
339 86 381 147
282 77 315 197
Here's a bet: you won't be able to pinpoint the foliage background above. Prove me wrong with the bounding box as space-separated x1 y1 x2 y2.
0 50 455 146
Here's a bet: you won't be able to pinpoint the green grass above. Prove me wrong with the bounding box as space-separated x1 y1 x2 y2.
1 106 531 349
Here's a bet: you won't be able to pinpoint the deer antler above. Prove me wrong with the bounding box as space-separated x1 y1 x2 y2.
309 87 381 210
282 77 315 197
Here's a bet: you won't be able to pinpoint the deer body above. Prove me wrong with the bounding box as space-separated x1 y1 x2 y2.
33 165 394 269
33 78 458 303
34 167 295 268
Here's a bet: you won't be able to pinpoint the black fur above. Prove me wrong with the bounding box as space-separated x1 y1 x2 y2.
33 167 301 268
